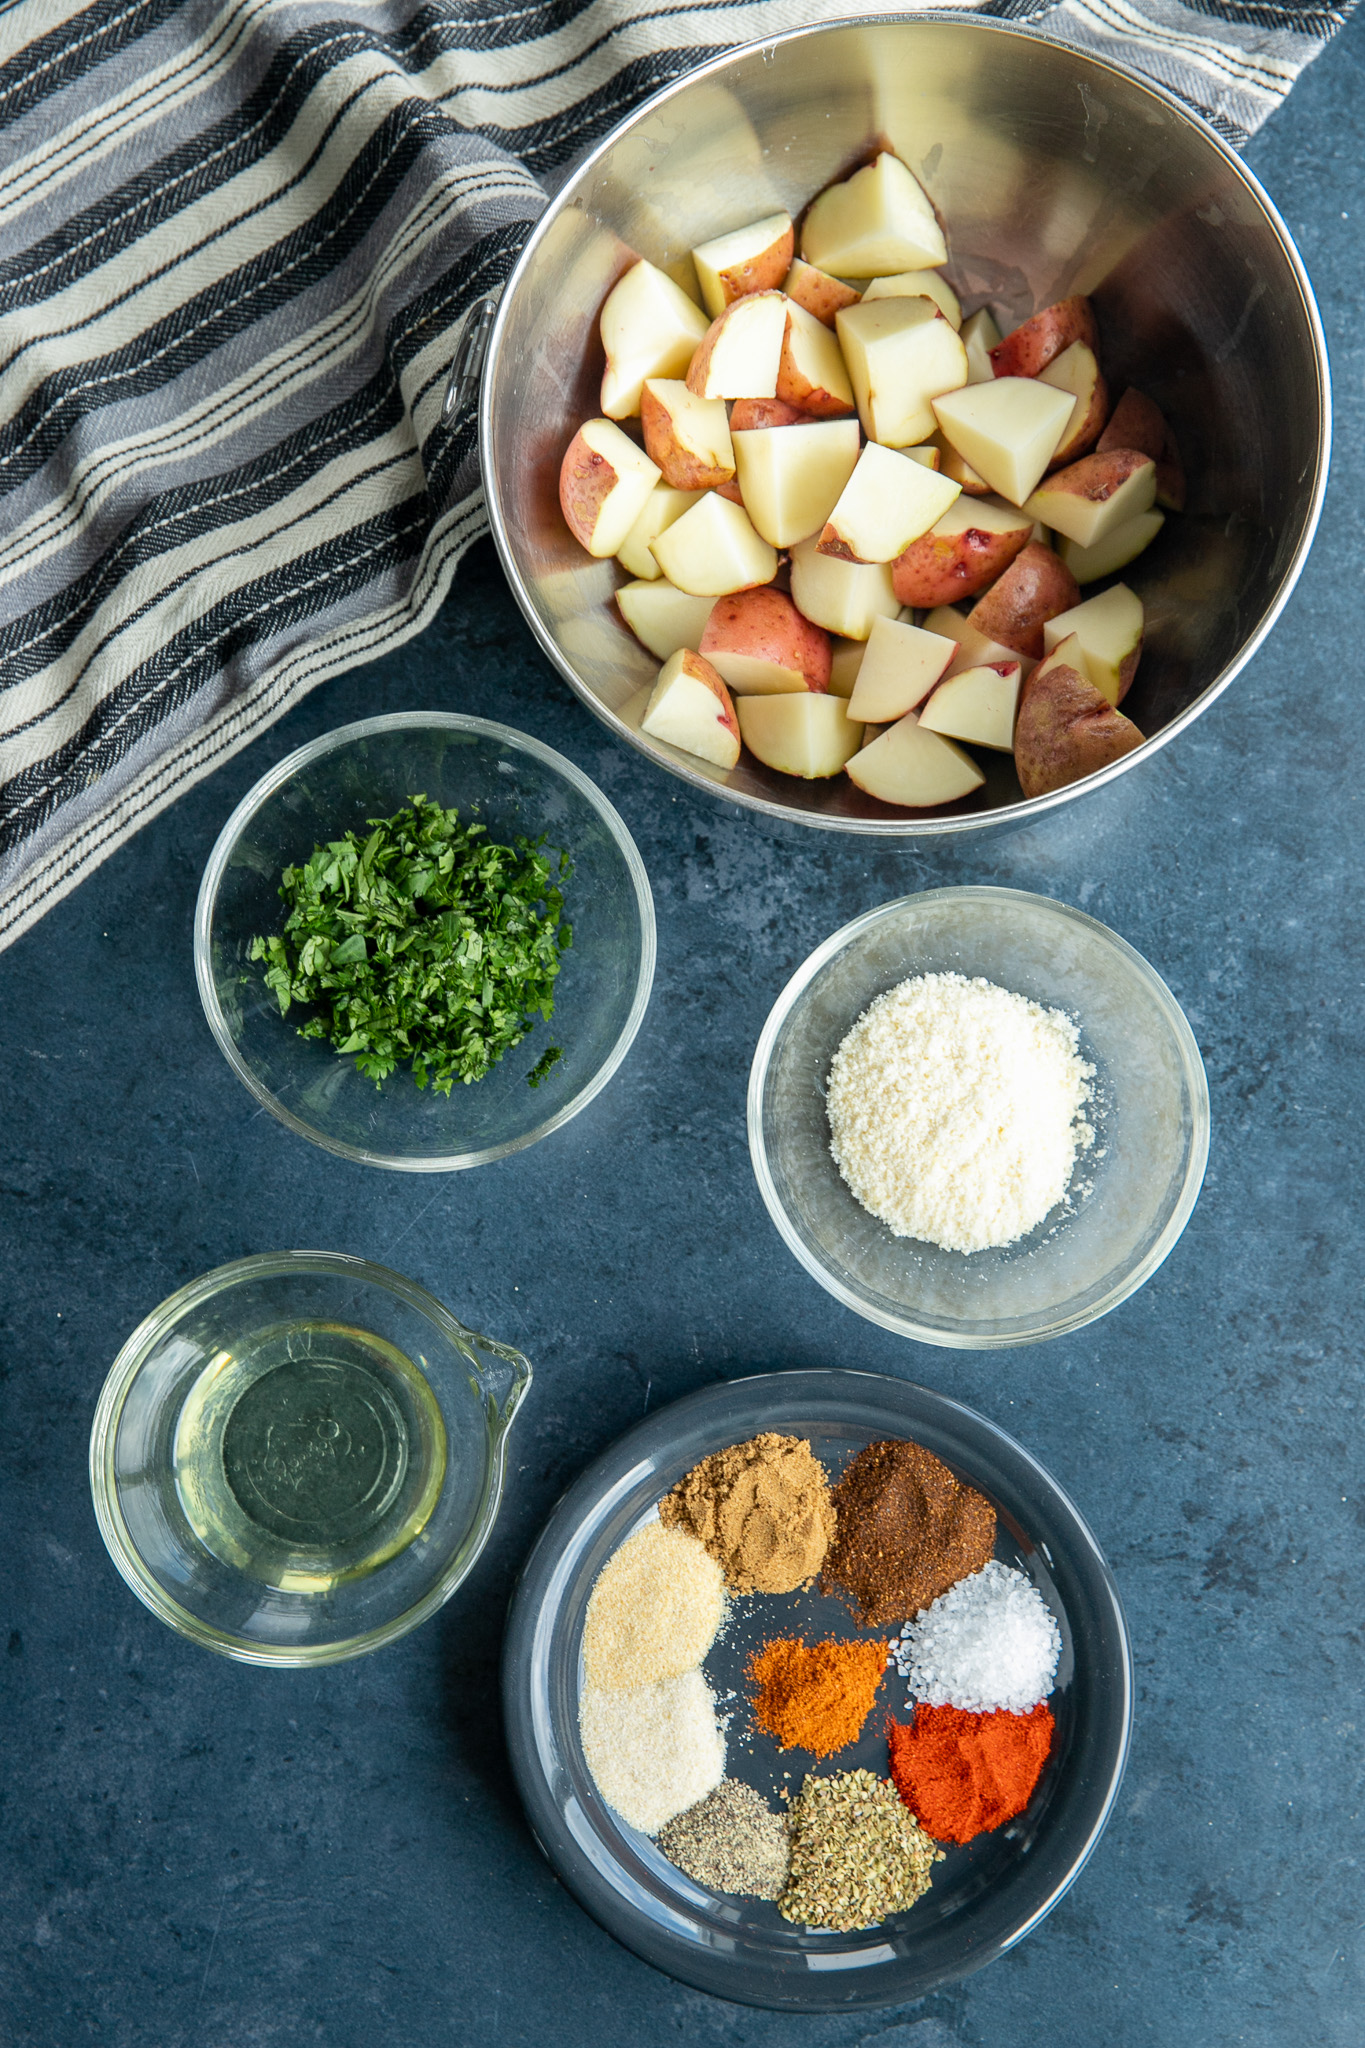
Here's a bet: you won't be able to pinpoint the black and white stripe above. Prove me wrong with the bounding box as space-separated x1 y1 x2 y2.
0 0 1352 950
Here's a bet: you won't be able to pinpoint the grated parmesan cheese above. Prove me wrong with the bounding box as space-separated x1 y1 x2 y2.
826 971 1094 1255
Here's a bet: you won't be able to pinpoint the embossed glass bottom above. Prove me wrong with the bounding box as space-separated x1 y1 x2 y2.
173 1320 448 1592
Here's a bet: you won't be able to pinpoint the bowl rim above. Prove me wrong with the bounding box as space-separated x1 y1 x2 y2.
501 1366 1135 2011
193 710 657 1171
481 10 1331 837
88 1249 533 1666
746 885 1211 1347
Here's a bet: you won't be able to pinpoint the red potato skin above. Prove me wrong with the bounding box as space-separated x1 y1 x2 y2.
558 431 619 550
989 297 1098 379
775 309 857 419
1097 387 1186 510
1040 446 1154 513
700 587 832 689
678 649 742 745
1117 636 1143 704
1014 662 1144 798
891 520 1032 608
714 478 746 504
785 262 861 328
714 224 795 306
640 384 734 490
967 541 1080 660
729 396 814 430
1046 364 1110 469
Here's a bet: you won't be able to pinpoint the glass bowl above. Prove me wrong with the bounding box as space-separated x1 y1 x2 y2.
90 1252 532 1665
501 1370 1133 2012
748 888 1208 1349
195 713 656 1170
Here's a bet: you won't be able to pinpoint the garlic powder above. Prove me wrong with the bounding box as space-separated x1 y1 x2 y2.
826 971 1094 1254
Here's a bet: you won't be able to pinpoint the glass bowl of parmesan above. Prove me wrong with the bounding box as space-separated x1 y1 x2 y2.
748 888 1208 1349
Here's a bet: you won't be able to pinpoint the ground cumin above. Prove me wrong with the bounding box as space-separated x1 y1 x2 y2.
660 1433 836 1594
887 1703 1055 1843
747 1636 887 1757
822 1438 996 1627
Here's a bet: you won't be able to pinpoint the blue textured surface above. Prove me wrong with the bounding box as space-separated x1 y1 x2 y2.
2 22 1363 2041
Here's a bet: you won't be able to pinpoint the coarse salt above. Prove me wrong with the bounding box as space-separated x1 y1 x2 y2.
892 1561 1061 1715
826 971 1094 1254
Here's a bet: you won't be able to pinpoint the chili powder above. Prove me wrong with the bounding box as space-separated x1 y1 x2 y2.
822 1438 996 1627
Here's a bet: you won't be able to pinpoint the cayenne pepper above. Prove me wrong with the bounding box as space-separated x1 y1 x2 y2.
887 1703 1055 1843
748 1636 887 1757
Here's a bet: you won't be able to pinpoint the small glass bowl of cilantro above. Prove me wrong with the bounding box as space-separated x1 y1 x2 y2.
196 715 656 1169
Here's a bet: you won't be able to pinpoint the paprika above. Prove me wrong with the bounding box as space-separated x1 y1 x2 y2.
887 1702 1054 1843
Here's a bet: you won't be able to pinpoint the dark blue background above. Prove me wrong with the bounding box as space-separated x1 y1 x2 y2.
3 21 1363 2043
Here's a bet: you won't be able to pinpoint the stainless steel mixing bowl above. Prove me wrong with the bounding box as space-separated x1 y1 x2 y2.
480 15 1329 836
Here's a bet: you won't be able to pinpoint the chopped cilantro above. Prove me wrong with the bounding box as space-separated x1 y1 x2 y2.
249 795 572 1094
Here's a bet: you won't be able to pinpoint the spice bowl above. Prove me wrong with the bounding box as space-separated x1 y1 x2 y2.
749 888 1209 1349
502 1371 1133 2012
195 713 655 1170
90 1252 531 1665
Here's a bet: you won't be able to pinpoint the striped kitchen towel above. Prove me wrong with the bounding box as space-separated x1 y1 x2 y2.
0 0 1352 952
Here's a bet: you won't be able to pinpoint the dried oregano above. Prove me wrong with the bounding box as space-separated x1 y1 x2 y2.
778 1768 942 1932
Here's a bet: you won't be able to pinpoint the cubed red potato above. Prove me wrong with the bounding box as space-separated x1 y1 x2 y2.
1024 449 1157 548
801 153 946 275
860 269 962 328
1038 341 1109 470
776 301 856 418
692 213 794 318
737 694 864 778
932 377 1074 505
1097 388 1187 510
845 713 985 807
686 292 788 401
818 441 960 564
650 490 777 595
844 615 957 723
731 418 861 547
700 587 832 694
967 540 1080 660
616 579 715 661
891 494 1033 608
1058 509 1164 585
988 296 1098 379
918 660 1022 752
1014 661 1144 798
839 297 969 448
599 260 711 419
1042 584 1144 704
640 379 735 491
783 259 861 328
559 419 662 556
640 648 742 770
